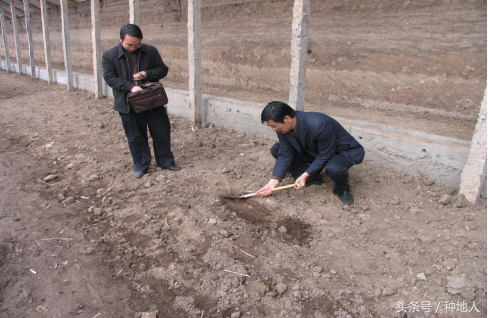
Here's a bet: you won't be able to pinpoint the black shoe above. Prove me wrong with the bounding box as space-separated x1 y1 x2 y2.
338 188 354 206
165 163 181 171
134 170 146 178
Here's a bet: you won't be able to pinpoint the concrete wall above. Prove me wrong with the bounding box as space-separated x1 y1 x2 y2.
1 60 484 192
0 0 485 124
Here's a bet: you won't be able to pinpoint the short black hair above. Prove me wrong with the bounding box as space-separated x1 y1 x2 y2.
120 24 143 40
261 101 296 123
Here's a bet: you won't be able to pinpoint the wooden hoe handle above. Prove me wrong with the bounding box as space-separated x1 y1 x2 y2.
255 183 298 195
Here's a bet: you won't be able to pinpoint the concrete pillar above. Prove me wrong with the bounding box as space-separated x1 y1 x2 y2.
288 0 310 111
459 87 487 204
40 0 53 83
129 0 139 25
60 0 74 91
187 0 202 128
23 0 36 78
0 7 11 73
10 2 22 74
91 0 103 99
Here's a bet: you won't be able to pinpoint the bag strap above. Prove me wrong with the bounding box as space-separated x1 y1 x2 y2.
135 78 150 86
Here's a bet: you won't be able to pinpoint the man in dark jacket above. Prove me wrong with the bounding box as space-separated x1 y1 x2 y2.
257 101 365 205
102 24 181 179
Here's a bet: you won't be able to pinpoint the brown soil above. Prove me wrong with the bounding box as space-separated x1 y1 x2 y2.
0 71 486 318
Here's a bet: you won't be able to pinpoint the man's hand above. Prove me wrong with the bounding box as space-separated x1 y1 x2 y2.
131 86 143 93
257 179 280 197
295 172 310 189
132 71 147 81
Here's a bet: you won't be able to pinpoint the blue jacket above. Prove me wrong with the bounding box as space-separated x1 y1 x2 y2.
272 111 365 178
102 43 168 113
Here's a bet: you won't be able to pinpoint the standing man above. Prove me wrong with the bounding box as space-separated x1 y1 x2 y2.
102 24 181 179
257 101 365 206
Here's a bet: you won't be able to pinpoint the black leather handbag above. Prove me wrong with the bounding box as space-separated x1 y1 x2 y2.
126 82 168 113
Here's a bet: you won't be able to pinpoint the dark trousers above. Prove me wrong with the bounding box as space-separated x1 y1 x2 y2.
120 106 175 173
271 143 352 195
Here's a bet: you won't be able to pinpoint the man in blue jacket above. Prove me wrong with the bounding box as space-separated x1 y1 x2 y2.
102 24 180 179
257 101 364 205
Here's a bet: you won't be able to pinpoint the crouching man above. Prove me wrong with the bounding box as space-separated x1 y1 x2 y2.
257 101 365 206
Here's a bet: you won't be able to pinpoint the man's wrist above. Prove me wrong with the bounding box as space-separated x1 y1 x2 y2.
268 179 280 187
